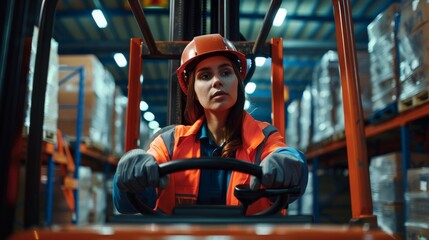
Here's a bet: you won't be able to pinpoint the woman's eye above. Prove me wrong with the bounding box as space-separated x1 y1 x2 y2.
220 69 232 77
198 72 211 80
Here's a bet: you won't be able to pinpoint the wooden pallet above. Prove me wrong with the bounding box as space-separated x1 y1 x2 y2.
398 88 429 112
369 102 398 124
332 130 345 141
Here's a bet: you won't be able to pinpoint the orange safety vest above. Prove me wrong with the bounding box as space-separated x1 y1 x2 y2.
147 112 287 215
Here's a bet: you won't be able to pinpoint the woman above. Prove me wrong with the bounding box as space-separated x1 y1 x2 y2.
113 34 308 215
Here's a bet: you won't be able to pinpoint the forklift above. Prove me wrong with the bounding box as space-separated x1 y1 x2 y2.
2 0 397 239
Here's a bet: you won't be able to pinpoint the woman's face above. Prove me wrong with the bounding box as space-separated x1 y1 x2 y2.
193 55 238 113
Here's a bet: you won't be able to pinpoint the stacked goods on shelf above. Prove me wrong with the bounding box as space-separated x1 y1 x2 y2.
111 87 127 157
90 172 107 224
14 165 95 227
74 166 93 224
397 0 429 112
367 4 401 121
298 86 312 151
139 120 154 149
310 50 371 144
24 26 59 143
354 51 373 120
286 99 301 149
369 152 429 235
333 51 372 126
58 55 115 151
39 166 105 224
405 167 429 239
311 51 338 144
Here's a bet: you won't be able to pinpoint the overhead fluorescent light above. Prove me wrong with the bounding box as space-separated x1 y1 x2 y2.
255 57 266 67
143 111 155 121
91 9 108 28
148 121 159 130
244 100 250 110
273 8 287 26
114 53 127 67
245 82 256 94
139 100 148 111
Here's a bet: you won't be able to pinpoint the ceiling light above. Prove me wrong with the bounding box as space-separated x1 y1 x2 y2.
114 53 127 67
91 9 108 28
244 100 250 110
245 82 256 94
148 121 159 130
139 101 148 111
143 111 155 121
255 57 266 67
273 8 287 27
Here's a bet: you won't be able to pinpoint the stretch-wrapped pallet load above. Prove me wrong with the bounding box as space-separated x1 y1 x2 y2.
367 3 401 112
111 87 127 157
397 0 429 112
311 51 338 144
286 99 300 149
311 51 372 144
58 55 115 151
90 172 107 224
299 86 312 151
332 51 372 132
369 152 429 235
356 51 373 119
24 26 59 143
405 167 429 239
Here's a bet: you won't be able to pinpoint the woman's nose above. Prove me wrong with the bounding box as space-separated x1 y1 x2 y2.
212 75 223 88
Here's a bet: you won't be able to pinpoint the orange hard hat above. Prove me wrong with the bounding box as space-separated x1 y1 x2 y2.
176 34 247 94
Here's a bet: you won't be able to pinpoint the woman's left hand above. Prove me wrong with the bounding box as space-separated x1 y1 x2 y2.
250 153 302 190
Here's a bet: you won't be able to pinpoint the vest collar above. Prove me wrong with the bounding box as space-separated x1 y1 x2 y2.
176 113 266 154
241 112 266 154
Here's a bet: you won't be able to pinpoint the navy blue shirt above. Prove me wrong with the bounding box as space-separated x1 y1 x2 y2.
197 121 231 204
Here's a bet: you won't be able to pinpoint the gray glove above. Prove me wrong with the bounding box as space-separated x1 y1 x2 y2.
116 149 169 192
250 152 302 191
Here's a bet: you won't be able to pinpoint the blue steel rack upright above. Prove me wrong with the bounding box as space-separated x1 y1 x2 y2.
53 65 85 224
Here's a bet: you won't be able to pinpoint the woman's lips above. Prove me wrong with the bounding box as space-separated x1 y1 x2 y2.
211 91 227 99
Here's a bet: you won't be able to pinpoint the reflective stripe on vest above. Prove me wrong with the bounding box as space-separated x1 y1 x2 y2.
158 124 278 163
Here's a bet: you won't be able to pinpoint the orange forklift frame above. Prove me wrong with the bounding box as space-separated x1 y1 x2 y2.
125 0 374 223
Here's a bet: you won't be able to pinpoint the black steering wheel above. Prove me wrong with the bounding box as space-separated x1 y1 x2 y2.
126 157 300 216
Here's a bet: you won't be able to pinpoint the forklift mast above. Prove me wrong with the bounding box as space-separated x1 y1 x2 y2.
125 0 375 224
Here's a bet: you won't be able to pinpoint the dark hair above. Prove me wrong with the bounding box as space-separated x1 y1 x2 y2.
184 60 245 158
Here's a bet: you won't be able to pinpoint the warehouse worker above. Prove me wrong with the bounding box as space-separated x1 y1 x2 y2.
113 34 308 215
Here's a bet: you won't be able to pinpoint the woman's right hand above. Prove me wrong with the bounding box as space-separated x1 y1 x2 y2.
116 149 168 192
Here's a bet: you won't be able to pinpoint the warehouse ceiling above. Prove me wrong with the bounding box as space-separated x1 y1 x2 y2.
52 0 396 129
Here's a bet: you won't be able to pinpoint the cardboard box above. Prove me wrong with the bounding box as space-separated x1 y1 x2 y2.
405 192 429 224
367 3 401 40
370 152 429 177
406 223 429 240
398 22 429 82
407 167 429 193
59 55 106 96
58 55 115 150
400 0 429 35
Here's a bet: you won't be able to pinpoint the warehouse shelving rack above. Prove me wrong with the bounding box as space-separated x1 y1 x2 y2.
57 65 85 224
305 4 429 224
307 102 429 223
